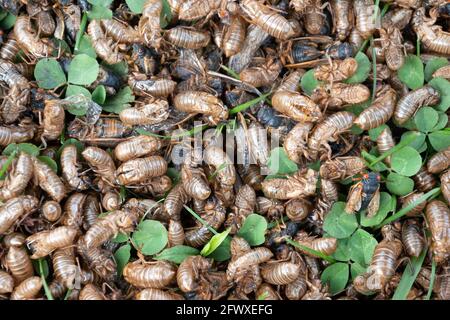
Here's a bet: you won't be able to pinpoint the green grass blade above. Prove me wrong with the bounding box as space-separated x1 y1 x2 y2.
214 123 226 136
135 128 167 139
229 93 270 115
0 150 17 179
286 238 336 264
357 3 389 54
184 205 218 235
381 3 390 16
371 37 377 103
369 132 421 166
136 125 208 140
426 259 436 300
39 259 54 300
392 248 427 300
220 65 240 80
60 129 66 144
64 288 72 300
416 37 421 57
175 125 207 139
257 292 269 300
200 228 231 256
358 39 370 54
74 13 87 52
208 162 227 181
373 0 381 23
267 216 290 229
376 188 441 228
140 197 165 223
